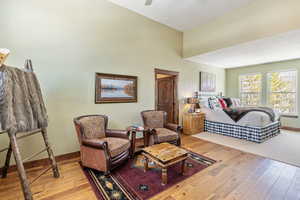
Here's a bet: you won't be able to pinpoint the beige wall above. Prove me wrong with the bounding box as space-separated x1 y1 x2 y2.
0 0 225 164
183 0 300 58
226 59 300 128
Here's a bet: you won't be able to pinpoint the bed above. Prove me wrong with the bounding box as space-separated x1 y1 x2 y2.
199 96 281 143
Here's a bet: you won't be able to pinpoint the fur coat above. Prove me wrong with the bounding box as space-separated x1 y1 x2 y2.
0 65 48 134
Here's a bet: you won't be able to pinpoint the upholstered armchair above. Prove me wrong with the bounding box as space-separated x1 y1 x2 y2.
141 110 182 146
74 115 131 174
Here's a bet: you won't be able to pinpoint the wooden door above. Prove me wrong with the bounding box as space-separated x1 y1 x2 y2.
157 77 175 123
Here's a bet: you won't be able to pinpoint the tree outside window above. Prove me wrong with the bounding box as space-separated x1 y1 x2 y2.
239 74 262 106
267 70 297 115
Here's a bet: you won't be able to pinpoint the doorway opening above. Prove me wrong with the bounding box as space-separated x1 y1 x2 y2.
155 68 179 124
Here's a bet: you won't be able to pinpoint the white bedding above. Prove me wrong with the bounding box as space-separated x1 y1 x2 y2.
201 107 280 128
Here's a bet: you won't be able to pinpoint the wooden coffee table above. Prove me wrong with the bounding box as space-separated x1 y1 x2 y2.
142 143 189 185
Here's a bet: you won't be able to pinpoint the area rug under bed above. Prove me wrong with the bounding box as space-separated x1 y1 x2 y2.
81 151 216 200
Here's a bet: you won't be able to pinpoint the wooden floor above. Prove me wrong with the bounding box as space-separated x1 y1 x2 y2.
1 136 300 200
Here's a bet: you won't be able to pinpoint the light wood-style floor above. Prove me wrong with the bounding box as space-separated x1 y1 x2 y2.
1 136 299 200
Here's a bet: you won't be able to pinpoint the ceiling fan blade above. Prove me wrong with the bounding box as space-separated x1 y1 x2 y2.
145 0 152 6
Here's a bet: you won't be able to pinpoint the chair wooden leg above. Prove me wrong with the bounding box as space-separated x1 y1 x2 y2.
177 137 181 146
9 132 33 200
41 128 60 178
1 143 12 178
143 131 147 147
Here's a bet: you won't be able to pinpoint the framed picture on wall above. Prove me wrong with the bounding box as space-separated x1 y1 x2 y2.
95 73 138 103
199 72 216 92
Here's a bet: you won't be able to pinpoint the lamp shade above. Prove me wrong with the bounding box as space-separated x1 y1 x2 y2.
186 97 201 113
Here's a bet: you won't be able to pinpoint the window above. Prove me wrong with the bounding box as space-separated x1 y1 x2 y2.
239 73 262 106
267 70 297 115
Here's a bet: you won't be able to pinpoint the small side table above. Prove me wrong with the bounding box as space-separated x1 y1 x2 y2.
183 112 205 135
127 126 148 156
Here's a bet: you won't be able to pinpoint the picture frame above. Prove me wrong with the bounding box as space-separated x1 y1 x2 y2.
199 72 216 92
95 73 138 103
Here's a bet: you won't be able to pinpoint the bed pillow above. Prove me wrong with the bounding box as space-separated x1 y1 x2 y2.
223 98 233 107
208 97 222 110
231 98 242 107
218 98 228 109
199 98 210 108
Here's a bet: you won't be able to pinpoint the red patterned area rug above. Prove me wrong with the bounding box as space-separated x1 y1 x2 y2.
81 151 215 200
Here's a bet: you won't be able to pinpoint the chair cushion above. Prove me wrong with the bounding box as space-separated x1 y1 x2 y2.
154 128 178 143
142 111 165 128
101 137 131 157
79 116 106 139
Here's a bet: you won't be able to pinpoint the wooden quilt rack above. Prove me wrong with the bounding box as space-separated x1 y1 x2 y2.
0 60 60 200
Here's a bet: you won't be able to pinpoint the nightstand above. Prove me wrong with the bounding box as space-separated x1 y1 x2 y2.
183 112 205 135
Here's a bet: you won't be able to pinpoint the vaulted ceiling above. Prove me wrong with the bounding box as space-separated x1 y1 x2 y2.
108 0 254 31
108 0 300 68
185 29 300 68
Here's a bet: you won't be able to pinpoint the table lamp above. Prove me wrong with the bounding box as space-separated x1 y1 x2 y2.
186 97 201 113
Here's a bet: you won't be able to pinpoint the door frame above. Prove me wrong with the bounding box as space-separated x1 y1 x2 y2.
154 68 179 124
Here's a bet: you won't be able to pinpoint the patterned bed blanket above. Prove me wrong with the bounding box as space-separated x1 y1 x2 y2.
223 107 276 123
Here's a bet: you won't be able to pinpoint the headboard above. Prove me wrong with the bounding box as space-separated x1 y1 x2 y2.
195 91 223 98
